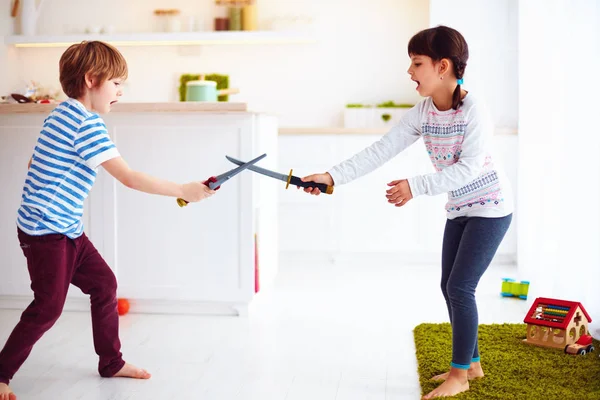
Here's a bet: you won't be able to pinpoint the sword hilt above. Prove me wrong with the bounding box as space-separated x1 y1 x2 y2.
177 176 219 207
288 173 334 195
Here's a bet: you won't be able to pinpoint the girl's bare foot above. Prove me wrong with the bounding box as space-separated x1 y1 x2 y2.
430 362 484 381
0 383 16 400
112 363 151 379
423 376 469 399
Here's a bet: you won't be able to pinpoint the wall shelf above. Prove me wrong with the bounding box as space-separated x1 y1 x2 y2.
4 31 316 48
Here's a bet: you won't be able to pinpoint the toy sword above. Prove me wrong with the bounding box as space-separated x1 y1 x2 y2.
225 155 334 195
177 153 267 207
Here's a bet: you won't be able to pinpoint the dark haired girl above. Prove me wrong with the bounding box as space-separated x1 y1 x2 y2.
301 26 513 398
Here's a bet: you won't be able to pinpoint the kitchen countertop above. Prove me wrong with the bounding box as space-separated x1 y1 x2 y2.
0 102 248 114
279 127 518 135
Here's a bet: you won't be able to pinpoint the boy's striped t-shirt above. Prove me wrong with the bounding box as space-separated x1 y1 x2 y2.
16 99 120 238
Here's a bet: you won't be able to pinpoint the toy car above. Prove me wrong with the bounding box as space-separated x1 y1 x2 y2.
564 335 595 355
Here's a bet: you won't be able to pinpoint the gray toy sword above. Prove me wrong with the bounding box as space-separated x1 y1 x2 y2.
177 153 267 207
225 155 334 195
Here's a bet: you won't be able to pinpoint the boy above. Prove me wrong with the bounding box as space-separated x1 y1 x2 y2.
0 41 214 400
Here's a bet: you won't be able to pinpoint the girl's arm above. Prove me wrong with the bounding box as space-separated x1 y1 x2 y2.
327 105 423 186
407 104 490 197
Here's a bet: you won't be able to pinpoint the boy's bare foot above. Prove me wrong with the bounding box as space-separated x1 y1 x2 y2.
422 376 469 399
0 383 16 400
112 363 151 379
430 362 484 381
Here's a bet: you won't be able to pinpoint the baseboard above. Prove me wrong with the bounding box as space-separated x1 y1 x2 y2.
0 296 249 317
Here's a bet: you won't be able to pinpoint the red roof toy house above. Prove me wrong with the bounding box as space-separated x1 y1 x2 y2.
523 297 592 349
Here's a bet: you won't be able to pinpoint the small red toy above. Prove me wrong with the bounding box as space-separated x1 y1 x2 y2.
565 335 595 355
117 298 130 316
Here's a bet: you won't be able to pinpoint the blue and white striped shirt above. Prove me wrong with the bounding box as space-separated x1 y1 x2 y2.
16 99 120 238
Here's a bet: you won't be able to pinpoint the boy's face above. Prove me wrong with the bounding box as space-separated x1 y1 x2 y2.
87 77 124 114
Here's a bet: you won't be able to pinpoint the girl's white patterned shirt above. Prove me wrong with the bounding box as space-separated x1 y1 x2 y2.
328 94 513 219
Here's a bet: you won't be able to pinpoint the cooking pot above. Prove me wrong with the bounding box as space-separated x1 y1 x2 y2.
185 80 239 102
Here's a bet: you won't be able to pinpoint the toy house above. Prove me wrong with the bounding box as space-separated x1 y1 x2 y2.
523 297 592 349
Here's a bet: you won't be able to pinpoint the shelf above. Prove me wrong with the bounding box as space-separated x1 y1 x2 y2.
4 31 316 48
279 127 389 135
0 102 249 114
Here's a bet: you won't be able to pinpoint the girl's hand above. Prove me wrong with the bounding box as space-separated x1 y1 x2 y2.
181 182 216 203
300 173 334 196
386 179 413 207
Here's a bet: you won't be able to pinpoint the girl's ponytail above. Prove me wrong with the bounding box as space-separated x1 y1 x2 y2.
451 59 466 110
452 83 462 110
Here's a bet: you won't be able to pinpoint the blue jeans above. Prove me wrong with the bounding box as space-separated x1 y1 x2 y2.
441 214 512 369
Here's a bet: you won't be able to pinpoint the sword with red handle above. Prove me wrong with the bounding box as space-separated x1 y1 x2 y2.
225 155 334 195
177 153 267 207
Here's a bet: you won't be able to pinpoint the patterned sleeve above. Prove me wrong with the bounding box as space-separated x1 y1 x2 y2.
327 103 424 186
74 115 120 169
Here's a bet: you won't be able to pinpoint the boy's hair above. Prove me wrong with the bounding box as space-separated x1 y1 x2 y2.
408 26 469 110
59 41 128 99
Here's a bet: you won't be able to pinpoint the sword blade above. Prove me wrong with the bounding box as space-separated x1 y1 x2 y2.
213 153 266 187
225 156 289 182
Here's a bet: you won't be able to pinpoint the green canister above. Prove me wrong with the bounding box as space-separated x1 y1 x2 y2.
185 80 217 101
228 7 242 31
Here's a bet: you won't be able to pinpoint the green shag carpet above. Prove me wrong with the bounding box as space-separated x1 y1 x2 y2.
414 323 600 399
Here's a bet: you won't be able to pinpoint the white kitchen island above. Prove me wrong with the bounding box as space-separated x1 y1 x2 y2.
0 102 278 316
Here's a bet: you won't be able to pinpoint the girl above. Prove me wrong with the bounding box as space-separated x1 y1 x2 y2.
301 26 513 399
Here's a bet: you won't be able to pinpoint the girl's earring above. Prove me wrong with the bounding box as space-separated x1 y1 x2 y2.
440 76 444 80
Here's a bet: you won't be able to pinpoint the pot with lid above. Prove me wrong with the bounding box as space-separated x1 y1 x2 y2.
185 75 239 102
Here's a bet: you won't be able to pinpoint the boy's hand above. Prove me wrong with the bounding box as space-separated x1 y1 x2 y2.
386 179 413 207
300 173 334 196
181 182 216 203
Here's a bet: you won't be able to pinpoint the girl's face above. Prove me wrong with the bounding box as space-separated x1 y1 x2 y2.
87 76 124 114
407 54 444 97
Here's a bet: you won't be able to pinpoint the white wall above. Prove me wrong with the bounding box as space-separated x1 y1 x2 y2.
518 0 600 337
0 3 17 95
1 0 428 126
429 0 518 131
278 133 518 262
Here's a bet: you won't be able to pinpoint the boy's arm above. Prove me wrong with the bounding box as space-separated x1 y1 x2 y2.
101 156 185 198
28 157 32 169
101 156 214 203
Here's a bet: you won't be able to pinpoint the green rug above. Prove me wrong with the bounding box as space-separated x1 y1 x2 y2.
414 323 600 399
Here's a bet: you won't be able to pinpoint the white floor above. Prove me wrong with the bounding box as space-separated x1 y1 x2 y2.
0 255 530 400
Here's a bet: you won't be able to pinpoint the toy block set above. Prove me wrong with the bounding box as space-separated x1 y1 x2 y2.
501 278 530 300
523 297 595 355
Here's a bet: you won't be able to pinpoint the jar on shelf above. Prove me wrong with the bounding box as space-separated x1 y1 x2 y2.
242 0 257 31
214 17 229 31
213 0 229 31
228 4 243 31
154 9 181 32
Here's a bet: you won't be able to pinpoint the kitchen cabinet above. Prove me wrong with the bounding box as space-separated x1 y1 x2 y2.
0 103 278 316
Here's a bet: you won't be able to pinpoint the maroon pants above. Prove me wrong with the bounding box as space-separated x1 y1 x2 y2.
0 229 125 385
